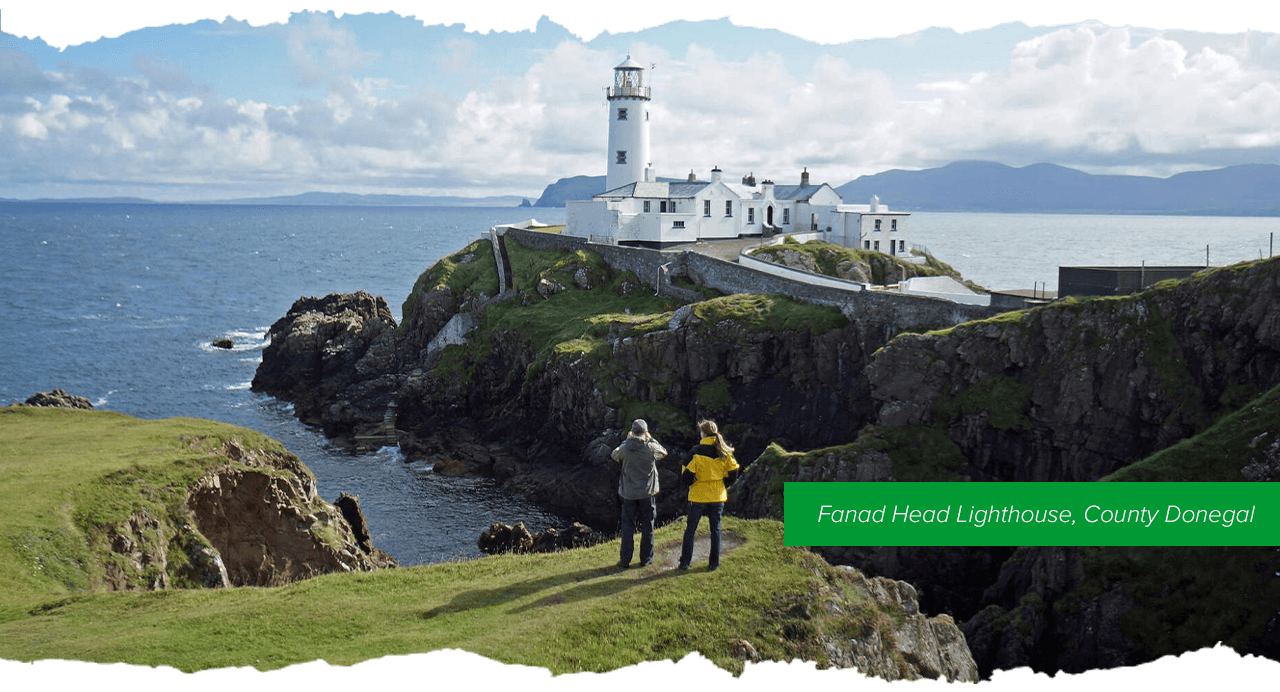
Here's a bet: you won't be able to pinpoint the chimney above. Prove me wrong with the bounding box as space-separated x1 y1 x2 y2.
801 167 810 186
711 166 723 182
870 195 879 212
688 169 697 182
742 172 756 186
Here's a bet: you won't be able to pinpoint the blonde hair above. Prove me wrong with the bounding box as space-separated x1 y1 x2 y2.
698 419 735 458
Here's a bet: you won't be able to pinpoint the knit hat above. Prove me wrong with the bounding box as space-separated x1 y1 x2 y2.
631 419 648 435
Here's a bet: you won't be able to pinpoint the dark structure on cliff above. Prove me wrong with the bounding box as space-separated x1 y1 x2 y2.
1058 265 1205 297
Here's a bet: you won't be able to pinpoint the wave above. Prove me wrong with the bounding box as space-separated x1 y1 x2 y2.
224 382 252 391
94 389 116 407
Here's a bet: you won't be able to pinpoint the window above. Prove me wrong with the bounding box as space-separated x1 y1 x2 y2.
643 200 650 213
891 219 898 232
899 240 906 253
747 208 755 224
874 241 880 251
725 200 733 217
703 200 711 217
645 111 649 121
874 219 882 232
864 241 871 250
616 151 627 164
673 221 685 229
660 200 668 213
617 108 628 120
783 208 790 224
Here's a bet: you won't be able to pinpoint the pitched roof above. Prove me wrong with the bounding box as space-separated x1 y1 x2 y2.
597 181 709 199
772 184 827 201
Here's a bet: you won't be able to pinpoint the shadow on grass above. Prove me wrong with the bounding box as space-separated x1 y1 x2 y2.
422 531 746 619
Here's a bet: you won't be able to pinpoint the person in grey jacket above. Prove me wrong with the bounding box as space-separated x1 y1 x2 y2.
611 418 667 568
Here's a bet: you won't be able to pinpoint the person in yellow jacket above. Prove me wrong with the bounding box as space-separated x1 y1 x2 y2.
677 420 740 571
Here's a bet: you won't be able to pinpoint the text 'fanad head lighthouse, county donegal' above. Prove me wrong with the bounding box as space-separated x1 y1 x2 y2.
605 55 652 192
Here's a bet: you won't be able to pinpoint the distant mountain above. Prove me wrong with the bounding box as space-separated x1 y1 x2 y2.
836 162 1280 216
533 176 606 207
209 192 526 207
532 175 699 207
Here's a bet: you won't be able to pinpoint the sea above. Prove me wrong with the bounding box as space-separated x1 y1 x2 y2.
3 203 1279 565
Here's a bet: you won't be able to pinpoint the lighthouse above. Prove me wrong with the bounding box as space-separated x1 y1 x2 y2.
605 55 651 192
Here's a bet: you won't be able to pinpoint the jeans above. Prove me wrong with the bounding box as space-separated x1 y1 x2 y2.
679 501 724 569
619 495 656 565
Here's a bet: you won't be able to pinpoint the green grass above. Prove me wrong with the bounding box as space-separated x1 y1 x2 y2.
689 294 847 334
401 239 501 318
0 407 300 617
1102 382 1280 482
0 518 843 674
0 405 918 676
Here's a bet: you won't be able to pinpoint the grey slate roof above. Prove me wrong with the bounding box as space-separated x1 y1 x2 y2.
771 184 826 201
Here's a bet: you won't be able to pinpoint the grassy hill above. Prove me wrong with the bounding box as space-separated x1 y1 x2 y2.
0 406 963 679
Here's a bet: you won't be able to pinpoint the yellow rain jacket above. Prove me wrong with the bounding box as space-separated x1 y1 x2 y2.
681 436 740 503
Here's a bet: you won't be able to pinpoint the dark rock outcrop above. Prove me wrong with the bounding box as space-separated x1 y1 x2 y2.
23 389 93 409
477 521 601 554
212 338 234 349
251 291 402 447
184 440 397 586
95 435 396 592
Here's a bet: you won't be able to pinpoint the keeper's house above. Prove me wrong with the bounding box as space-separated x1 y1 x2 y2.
564 56 910 253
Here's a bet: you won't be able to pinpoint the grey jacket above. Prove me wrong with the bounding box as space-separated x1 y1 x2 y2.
611 434 667 500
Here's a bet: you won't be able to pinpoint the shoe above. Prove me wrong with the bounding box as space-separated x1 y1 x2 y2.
708 565 719 572
677 563 690 570
638 560 653 567
617 561 631 569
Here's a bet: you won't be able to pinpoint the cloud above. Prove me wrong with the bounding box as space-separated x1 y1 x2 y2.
2 23 1280 199
279 12 377 88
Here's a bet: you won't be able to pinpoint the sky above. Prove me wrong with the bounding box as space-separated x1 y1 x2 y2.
2 3 1279 201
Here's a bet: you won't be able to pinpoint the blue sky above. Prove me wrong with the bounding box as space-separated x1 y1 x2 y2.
2 3 1279 201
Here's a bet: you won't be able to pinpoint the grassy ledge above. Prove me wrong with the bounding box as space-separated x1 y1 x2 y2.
0 406 911 676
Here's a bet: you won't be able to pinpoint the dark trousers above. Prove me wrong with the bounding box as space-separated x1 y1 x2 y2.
619 495 656 566
679 501 724 569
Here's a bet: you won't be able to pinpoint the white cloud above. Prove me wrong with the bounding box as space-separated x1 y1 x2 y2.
3 19 1280 199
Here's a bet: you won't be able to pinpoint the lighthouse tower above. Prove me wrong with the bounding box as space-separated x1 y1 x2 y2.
605 56 651 192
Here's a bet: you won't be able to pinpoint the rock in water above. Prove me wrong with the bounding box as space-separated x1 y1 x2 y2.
23 389 93 409
251 291 401 445
212 338 234 349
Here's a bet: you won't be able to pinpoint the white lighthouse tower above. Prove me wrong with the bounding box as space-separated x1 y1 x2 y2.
605 55 651 192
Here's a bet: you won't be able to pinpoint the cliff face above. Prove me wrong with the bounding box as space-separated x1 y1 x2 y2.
867 258 1280 482
100 436 396 591
731 256 1280 676
253 235 974 527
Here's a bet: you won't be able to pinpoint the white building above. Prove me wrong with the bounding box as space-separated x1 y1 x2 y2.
566 58 911 254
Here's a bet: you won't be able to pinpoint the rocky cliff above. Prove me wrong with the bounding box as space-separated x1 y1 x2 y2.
253 237 981 527
5 406 396 595
732 256 1280 676
102 436 397 591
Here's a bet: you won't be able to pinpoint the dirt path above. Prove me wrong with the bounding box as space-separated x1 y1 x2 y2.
628 531 744 573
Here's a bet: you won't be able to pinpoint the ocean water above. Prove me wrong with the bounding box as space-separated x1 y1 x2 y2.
0 203 568 565
3 203 1279 564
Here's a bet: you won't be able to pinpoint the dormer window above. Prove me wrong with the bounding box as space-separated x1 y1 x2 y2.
617 108 628 121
